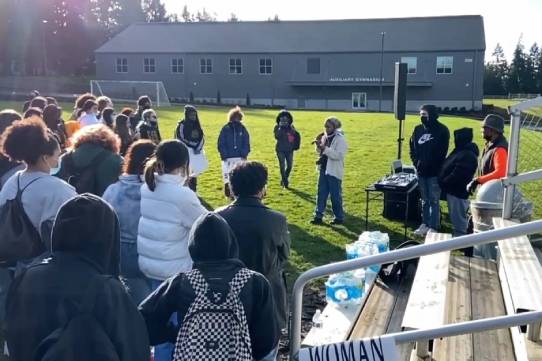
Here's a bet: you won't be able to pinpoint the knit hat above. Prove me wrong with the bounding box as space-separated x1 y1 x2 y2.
482 114 505 134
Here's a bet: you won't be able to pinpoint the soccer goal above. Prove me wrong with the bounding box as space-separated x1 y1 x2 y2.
90 80 171 107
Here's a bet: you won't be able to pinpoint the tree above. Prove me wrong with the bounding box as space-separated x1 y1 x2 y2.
536 47 542 93
181 5 194 22
117 0 145 28
525 43 540 93
507 41 528 93
142 0 169 22
268 14 280 21
484 43 508 95
195 8 216 22
228 13 239 22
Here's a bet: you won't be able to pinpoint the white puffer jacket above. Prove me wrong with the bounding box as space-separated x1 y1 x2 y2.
137 174 207 281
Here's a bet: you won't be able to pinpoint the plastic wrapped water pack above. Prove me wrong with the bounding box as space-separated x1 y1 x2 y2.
325 269 366 305
345 231 390 273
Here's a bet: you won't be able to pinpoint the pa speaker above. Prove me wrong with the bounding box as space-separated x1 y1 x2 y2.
394 62 407 120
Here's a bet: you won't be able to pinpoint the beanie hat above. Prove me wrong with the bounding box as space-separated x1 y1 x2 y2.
137 95 151 107
482 114 505 134
420 104 439 121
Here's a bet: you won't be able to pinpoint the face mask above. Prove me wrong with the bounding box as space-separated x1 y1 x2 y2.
44 156 59 175
421 116 429 126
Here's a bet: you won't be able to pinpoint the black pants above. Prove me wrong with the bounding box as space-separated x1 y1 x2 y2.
276 151 293 186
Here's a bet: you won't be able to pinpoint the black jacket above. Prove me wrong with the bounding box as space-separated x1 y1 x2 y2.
480 135 508 177
216 197 290 330
5 194 150 361
135 120 162 144
139 213 279 360
410 119 450 177
438 128 479 199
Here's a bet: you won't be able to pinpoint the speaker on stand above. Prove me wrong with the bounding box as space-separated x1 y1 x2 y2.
394 63 407 160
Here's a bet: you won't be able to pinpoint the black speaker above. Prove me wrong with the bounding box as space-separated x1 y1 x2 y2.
382 188 421 222
394 62 407 120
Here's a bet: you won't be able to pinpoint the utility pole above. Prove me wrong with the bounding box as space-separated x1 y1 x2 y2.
378 31 386 112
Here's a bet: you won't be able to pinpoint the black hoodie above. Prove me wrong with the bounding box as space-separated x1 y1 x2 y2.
409 111 450 177
139 212 279 360
174 105 205 152
438 128 479 199
5 194 150 361
274 110 299 153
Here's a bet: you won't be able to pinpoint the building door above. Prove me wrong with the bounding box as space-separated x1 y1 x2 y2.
352 92 367 110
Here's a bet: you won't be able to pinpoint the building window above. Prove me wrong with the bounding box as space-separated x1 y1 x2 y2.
116 58 128 73
200 58 212 74
436 56 453 74
144 58 155 73
229 58 242 74
352 92 367 109
259 58 272 75
171 58 184 73
307 58 320 74
401 57 417 74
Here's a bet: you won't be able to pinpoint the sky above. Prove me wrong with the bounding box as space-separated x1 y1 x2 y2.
162 0 541 61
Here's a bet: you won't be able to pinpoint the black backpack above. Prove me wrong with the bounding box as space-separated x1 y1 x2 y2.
0 175 45 266
56 151 110 195
33 275 120 361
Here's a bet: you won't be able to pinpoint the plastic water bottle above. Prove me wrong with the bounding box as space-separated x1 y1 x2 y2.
325 272 365 305
312 309 323 328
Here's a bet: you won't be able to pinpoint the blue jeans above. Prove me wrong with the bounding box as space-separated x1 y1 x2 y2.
418 176 441 230
315 170 344 221
150 279 178 361
258 346 279 361
446 194 469 237
276 151 293 185
121 243 152 305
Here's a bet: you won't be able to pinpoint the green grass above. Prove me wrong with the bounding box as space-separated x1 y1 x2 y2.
484 98 542 117
1 101 490 286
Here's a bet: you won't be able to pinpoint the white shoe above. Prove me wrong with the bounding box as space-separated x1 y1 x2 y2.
413 224 429 236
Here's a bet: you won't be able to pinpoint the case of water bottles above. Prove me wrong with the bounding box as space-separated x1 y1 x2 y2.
325 231 390 306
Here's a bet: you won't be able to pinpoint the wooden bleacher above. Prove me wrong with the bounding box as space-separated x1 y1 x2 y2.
302 222 542 360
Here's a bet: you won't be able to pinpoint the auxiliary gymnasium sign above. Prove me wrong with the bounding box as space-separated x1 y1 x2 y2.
298 336 399 361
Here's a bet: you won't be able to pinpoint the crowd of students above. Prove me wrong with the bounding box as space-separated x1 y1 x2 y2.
0 91 304 361
0 90 505 360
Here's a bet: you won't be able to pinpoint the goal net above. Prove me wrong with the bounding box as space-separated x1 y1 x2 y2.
90 80 171 107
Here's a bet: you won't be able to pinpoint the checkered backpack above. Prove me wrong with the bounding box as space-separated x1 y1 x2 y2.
173 268 254 361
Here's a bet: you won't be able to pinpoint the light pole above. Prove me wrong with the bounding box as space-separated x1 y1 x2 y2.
378 31 386 112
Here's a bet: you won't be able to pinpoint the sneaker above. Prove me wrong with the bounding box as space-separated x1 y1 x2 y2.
330 219 343 225
310 217 323 225
413 224 429 237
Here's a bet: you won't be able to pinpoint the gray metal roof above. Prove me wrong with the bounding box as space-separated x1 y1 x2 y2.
95 15 485 54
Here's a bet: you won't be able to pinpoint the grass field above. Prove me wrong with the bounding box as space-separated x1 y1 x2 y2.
1 101 490 286
484 98 542 117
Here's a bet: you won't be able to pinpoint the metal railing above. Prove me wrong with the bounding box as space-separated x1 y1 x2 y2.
289 220 542 358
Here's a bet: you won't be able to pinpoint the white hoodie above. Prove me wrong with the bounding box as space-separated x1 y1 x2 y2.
137 173 207 280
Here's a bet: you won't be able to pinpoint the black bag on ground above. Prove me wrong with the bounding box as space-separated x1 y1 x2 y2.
56 151 109 195
0 175 44 266
33 275 120 361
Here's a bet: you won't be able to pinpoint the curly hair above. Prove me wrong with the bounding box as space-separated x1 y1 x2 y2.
227 106 244 122
1 117 59 164
71 124 121 154
74 93 96 109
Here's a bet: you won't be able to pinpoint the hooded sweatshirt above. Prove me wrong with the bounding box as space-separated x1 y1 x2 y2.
139 212 279 360
58 142 123 196
217 121 250 160
175 106 205 153
409 109 450 177
438 128 480 199
5 194 150 361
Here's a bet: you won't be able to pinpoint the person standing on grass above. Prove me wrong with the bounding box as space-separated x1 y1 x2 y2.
103 140 156 305
409 104 449 236
466 114 508 195
78 99 100 128
216 161 290 332
96 96 113 120
43 104 68 150
114 114 134 156
131 95 152 131
218 106 250 198
274 109 300 189
175 105 208 192
438 128 479 237
135 109 162 145
139 212 279 361
311 116 348 225
137 140 207 361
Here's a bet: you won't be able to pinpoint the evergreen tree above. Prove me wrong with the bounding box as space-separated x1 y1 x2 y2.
181 5 194 22
484 44 508 95
228 13 239 22
142 0 169 22
525 43 539 93
507 41 527 93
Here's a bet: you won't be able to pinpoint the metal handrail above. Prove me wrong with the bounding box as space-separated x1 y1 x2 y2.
289 219 542 358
